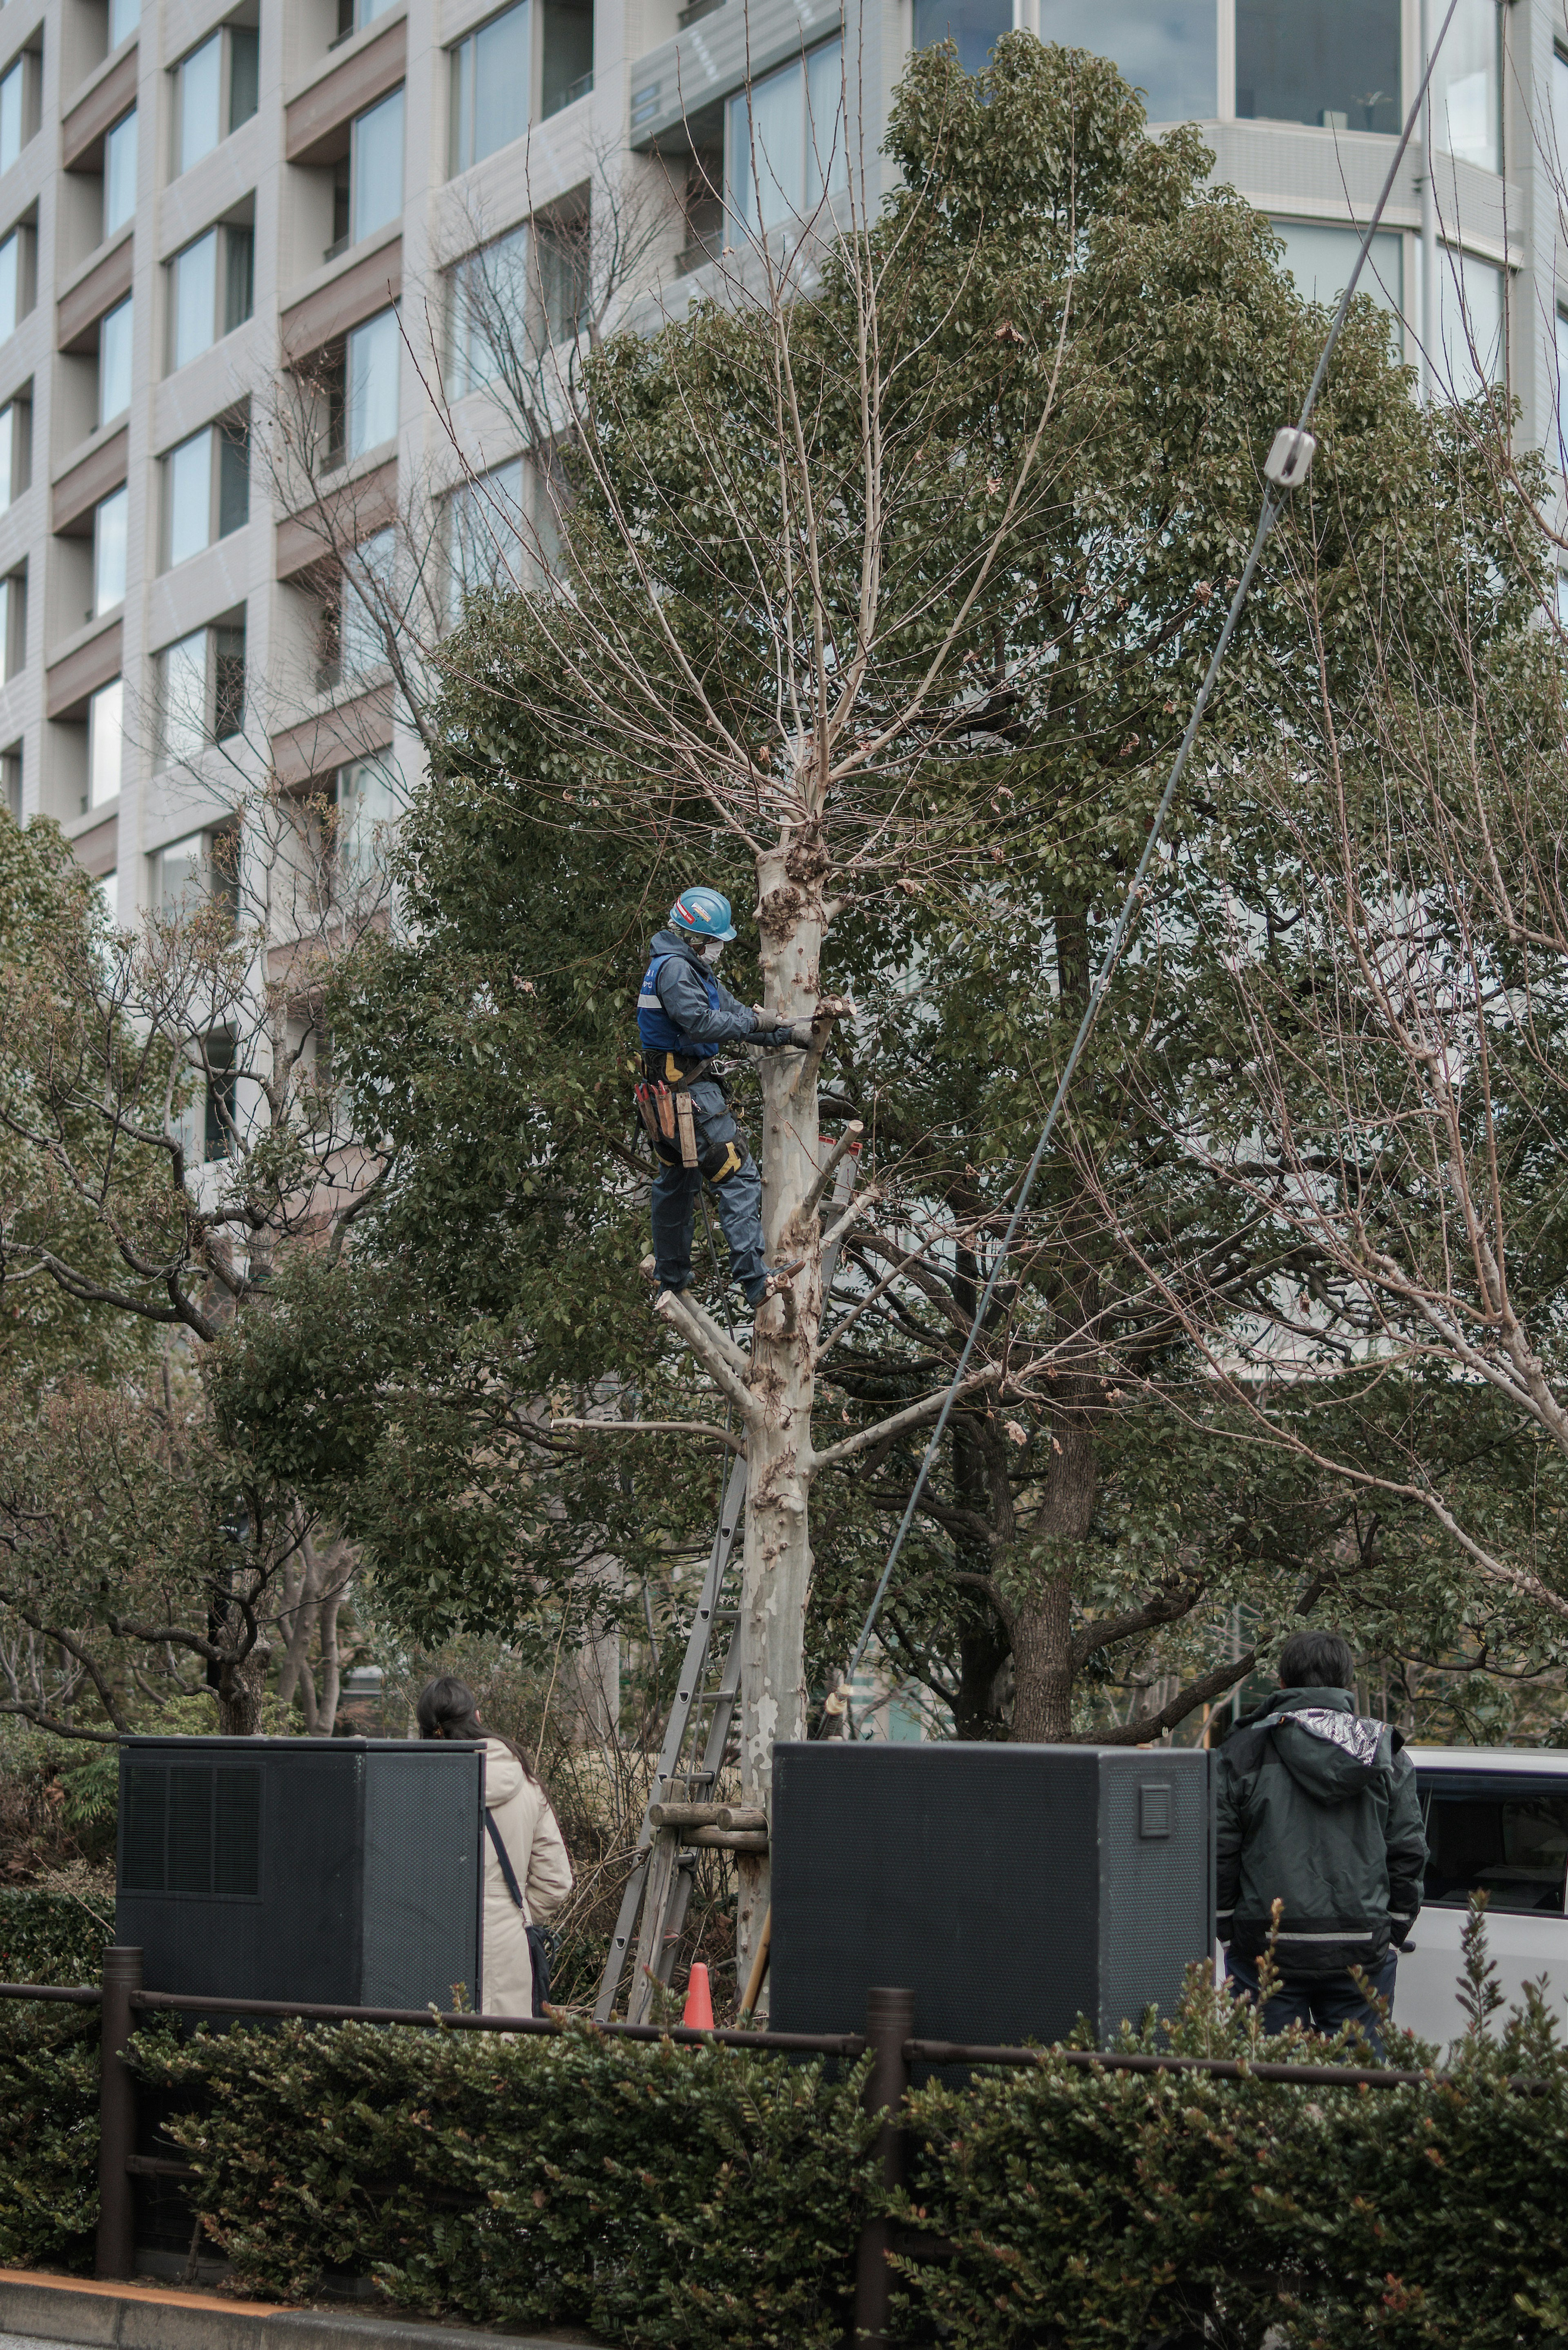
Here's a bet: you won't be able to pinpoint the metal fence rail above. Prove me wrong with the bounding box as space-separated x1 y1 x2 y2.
0 1953 1477 2350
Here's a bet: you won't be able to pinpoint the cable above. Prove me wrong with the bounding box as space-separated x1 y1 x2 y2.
833 2 1464 1710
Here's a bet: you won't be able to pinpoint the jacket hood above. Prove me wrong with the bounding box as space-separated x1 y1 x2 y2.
1264 1686 1393 1802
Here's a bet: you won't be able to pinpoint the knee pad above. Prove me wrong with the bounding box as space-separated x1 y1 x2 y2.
700 1135 752 1184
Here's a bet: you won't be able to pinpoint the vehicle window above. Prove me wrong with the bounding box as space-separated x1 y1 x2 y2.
1422 1785 1568 1914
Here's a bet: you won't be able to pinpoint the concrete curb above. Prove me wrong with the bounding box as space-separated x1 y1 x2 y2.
0 2273 608 2350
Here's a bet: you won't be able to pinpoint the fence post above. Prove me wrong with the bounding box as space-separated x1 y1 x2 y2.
853 1985 913 2349
95 1946 143 2282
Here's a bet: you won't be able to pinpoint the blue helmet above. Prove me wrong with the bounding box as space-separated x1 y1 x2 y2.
668 887 737 941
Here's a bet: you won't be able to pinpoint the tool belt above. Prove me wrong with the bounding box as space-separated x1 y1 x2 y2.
640 1048 720 1090
634 1079 699 1168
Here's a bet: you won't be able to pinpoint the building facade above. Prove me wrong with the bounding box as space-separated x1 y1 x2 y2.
0 0 1554 998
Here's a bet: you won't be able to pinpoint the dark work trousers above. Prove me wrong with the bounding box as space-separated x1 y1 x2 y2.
1225 1949 1399 2057
649 1079 768 1301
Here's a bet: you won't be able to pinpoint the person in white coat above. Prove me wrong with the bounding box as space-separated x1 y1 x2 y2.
416 1677 574 2016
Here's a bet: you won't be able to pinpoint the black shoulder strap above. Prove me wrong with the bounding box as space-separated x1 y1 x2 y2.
484 1807 525 1910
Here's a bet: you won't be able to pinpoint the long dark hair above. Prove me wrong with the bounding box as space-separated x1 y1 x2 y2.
415 1676 536 1782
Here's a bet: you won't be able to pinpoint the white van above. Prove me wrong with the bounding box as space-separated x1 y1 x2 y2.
1395 1746 1568 2049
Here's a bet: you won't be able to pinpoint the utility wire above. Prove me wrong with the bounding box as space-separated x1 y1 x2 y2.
834 1 1463 1710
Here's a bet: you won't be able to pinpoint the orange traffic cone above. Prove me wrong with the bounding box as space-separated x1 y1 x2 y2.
682 1961 715 2031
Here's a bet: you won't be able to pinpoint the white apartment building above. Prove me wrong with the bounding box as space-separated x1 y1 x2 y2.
0 0 1554 1054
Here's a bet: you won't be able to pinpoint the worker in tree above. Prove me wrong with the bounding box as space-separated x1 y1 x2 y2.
635 887 813 1305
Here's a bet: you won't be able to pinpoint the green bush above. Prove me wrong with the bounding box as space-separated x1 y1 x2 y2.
0 2002 99 2271
0 1888 113 1988
136 2022 877 2347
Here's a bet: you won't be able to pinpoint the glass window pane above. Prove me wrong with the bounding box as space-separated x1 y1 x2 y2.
450 225 529 395
160 642 208 769
1554 51 1568 184
217 423 249 537
0 61 22 175
473 3 531 165
346 308 401 455
105 109 137 236
1236 0 1399 136
449 457 525 613
913 0 1011 79
0 231 19 340
223 226 254 334
805 40 846 203
94 485 128 614
109 0 139 46
179 36 222 173
172 228 218 370
1433 0 1500 174
352 87 404 239
166 427 212 567
94 867 119 924
89 679 124 807
450 38 473 172
1424 1789 1568 1914
337 753 402 886
1436 249 1503 404
0 404 13 514
341 526 395 674
100 294 133 422
228 28 259 130
1271 220 1403 328
731 56 806 233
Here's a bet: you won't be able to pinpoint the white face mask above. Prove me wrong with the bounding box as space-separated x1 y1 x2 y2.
699 939 725 968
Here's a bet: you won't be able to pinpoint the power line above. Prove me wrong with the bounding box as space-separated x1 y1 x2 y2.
833 0 1464 1710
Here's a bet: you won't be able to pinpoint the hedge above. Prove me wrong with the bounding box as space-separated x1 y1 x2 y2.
3 1896 1568 2344
0 1892 108 2273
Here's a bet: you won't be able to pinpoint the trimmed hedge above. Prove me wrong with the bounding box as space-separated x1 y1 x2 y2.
0 1887 113 1987
4 1897 1568 2343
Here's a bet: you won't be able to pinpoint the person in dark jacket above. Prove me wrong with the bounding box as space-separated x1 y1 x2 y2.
635 887 813 1306
1215 1628 1427 2050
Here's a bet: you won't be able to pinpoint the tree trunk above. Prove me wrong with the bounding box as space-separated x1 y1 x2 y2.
215 1631 269 1736
736 826 829 1980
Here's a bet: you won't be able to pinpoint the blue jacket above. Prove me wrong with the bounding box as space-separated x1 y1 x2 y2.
638 928 769 1064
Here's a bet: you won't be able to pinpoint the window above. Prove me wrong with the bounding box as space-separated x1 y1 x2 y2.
335 0 398 38
447 224 528 398
2 742 19 818
538 215 587 344
0 50 38 175
1423 1779 1568 1915
330 526 394 680
99 294 133 424
157 623 246 765
726 42 846 239
174 26 260 176
168 226 253 371
93 867 119 924
541 0 592 119
93 484 127 614
0 392 29 511
110 0 139 47
336 752 401 887
915 0 1011 79
88 677 123 805
1236 0 1399 136
347 88 403 245
104 109 137 237
1035 0 1213 122
449 1 530 176
1432 0 1500 175
0 223 35 340
0 565 24 680
1435 247 1503 405
330 307 400 460
162 417 249 568
448 457 527 613
1272 221 1403 330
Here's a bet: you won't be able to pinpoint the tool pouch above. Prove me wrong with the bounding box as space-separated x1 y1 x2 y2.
634 1080 677 1150
675 1091 699 1170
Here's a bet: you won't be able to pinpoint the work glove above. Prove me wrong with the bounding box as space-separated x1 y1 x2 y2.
786 1019 816 1049
750 1005 783 1033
